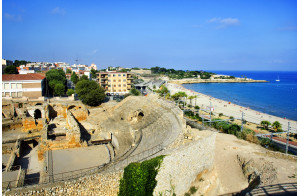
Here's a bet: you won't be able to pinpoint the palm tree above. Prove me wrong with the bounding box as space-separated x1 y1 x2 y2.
260 120 271 130
272 121 282 132
188 96 194 104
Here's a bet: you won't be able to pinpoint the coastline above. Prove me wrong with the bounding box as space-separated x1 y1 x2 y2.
165 83 297 133
168 78 268 84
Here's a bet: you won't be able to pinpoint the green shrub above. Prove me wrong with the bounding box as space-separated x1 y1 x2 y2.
189 186 198 194
130 88 141 96
188 104 192 108
194 106 200 110
229 116 234 121
219 113 223 117
260 138 272 146
118 155 164 196
228 124 240 135
67 89 75 96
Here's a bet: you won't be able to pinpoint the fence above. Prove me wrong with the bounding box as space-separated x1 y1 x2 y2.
3 144 164 191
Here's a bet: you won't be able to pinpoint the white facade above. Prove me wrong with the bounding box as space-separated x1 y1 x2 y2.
2 80 43 97
19 69 35 74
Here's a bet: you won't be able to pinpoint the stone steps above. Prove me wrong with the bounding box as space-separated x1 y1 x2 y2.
106 143 115 161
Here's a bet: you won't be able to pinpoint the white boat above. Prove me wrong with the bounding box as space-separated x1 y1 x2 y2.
276 76 280 82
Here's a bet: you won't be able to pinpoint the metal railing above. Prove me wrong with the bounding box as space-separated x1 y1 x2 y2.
3 143 164 191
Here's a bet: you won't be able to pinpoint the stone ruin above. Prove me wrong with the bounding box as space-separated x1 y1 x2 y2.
3 94 295 195
2 95 192 191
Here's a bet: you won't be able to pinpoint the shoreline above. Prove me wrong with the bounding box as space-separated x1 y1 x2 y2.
168 79 268 84
166 83 297 133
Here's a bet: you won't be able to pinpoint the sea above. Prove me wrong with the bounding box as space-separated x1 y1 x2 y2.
182 71 297 121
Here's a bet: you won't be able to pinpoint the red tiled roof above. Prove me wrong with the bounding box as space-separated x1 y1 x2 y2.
2 73 46 81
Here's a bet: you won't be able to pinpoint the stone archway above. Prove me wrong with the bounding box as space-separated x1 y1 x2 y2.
137 111 144 122
34 109 42 119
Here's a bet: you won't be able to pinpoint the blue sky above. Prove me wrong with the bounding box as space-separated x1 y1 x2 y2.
2 0 297 71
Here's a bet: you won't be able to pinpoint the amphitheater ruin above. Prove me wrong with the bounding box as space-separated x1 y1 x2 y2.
2 95 297 195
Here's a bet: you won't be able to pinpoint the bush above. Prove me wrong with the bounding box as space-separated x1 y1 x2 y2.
130 88 141 96
189 186 198 194
187 104 192 108
219 113 223 117
194 106 200 110
229 116 234 121
228 124 240 135
67 89 75 96
118 155 164 196
260 138 272 146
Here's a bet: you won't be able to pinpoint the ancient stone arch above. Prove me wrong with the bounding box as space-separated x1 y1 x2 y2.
34 109 42 119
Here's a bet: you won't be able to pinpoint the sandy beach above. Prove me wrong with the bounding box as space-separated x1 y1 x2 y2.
166 83 297 133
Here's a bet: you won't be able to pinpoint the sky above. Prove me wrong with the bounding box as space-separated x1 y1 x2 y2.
2 0 297 71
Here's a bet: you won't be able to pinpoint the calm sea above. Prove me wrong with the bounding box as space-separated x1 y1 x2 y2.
182 71 297 121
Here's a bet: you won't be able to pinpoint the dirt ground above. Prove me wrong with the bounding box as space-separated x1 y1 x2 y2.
188 131 297 195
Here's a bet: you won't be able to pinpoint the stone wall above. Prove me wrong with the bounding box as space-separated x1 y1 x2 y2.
2 120 23 132
48 103 88 120
2 102 15 119
37 112 83 161
22 118 45 132
3 171 122 196
154 131 216 195
48 104 68 118
69 108 89 122
66 111 81 143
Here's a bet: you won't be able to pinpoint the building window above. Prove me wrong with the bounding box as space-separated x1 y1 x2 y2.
108 80 111 82
2 92 4 96
4 83 9 89
17 83 22 89
5 92 10 97
123 89 127 91
113 74 116 77
108 85 111 87
113 80 116 82
123 79 126 82
11 92 17 97
118 84 121 87
17 92 22 97
123 74 126 77
11 83 16 89
108 74 111 77
118 74 121 77
114 85 116 87
118 79 121 82
123 84 126 87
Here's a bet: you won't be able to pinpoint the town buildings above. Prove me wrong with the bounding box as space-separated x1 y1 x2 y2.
2 73 46 98
98 72 133 94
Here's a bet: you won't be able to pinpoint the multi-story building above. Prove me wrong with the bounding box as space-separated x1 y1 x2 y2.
2 73 46 98
98 72 133 94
